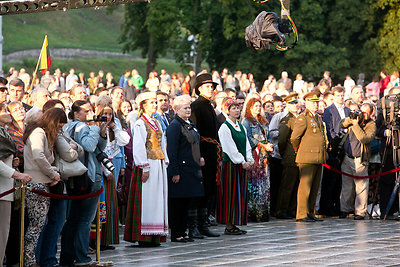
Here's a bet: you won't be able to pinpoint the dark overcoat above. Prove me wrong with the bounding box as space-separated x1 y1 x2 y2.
190 96 218 197
166 116 205 198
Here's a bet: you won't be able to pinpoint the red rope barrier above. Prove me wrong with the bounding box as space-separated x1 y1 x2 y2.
323 164 400 179
0 187 17 199
201 136 222 185
30 186 104 200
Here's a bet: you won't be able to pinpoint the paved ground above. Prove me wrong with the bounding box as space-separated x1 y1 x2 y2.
96 217 400 266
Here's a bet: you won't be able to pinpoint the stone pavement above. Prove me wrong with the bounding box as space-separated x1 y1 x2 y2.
97 217 400 266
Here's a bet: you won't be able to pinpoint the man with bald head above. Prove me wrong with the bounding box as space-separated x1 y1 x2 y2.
278 71 292 92
25 87 50 123
350 85 364 106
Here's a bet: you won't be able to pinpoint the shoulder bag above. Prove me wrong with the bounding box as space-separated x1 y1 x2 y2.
65 123 93 196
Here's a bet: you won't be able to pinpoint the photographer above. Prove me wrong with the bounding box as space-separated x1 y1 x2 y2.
60 100 107 267
339 103 376 220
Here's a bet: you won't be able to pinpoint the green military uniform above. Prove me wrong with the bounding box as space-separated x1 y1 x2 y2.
291 92 327 221
276 93 299 218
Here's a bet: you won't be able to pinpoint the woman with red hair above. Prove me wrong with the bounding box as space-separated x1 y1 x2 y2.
242 98 274 222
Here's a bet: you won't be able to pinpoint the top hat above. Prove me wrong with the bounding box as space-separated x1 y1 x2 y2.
303 91 321 102
194 73 218 95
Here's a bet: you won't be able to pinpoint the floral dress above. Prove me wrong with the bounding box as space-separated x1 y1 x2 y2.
242 118 271 222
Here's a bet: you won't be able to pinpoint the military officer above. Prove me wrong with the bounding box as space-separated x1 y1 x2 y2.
291 91 327 222
276 93 300 219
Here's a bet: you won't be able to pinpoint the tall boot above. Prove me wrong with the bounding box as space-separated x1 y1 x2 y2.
187 208 204 239
198 208 220 237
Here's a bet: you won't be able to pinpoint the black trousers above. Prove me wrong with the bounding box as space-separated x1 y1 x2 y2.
379 157 398 217
319 158 342 216
187 197 208 231
276 165 299 217
269 157 283 216
169 197 200 238
5 202 28 266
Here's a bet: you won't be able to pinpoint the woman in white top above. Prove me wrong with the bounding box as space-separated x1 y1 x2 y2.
96 103 130 249
217 98 254 235
124 91 169 247
145 72 160 92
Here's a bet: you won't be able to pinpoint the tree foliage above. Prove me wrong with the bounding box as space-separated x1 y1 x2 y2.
375 0 400 72
120 0 179 77
119 0 392 84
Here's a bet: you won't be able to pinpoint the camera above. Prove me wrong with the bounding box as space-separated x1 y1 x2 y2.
96 152 115 173
93 115 107 122
349 110 362 121
378 94 400 125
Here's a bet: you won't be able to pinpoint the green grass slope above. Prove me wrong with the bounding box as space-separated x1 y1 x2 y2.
2 7 126 54
3 58 188 79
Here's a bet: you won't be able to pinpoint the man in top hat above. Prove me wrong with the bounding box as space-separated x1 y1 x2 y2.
291 91 327 222
189 73 220 238
276 93 300 219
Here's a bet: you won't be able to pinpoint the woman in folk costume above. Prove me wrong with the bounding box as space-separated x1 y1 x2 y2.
124 91 169 247
217 98 254 235
96 103 130 250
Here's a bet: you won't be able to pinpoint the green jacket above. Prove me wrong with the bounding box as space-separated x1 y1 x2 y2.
131 75 144 91
278 112 297 166
291 109 327 164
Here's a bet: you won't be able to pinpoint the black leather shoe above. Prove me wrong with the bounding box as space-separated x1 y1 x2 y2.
183 236 194 242
171 237 187 243
339 212 348 219
354 215 365 220
199 229 220 237
308 214 323 222
296 217 315 222
189 228 205 239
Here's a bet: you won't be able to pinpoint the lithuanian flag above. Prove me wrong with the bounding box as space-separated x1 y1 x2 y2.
39 35 51 75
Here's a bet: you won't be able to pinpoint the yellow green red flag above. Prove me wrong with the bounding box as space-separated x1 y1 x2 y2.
39 36 51 75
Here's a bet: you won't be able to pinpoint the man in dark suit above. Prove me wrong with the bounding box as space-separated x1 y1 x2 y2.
8 78 32 111
320 86 350 217
277 71 292 92
189 73 220 238
291 91 327 222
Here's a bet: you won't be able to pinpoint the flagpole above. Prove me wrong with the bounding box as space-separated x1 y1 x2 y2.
28 35 47 94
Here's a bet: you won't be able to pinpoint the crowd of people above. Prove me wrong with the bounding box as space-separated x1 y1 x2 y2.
0 65 399 267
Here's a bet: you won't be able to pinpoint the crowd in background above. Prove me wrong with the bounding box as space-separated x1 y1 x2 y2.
0 65 399 267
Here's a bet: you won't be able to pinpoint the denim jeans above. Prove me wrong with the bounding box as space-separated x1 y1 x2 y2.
60 177 101 266
35 198 67 267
